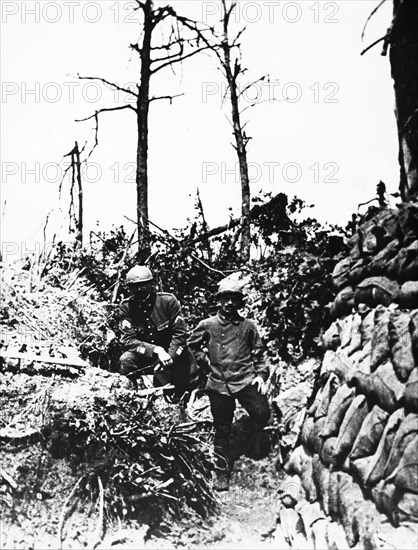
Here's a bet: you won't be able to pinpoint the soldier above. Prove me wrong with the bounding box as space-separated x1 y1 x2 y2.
118 265 193 399
188 278 270 491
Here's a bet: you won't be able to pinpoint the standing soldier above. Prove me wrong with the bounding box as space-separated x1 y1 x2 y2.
188 278 270 491
118 265 192 399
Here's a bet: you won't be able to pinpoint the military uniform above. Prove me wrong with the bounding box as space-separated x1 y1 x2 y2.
189 312 270 468
119 292 192 393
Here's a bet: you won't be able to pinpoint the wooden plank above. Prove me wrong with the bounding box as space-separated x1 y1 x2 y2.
0 351 87 369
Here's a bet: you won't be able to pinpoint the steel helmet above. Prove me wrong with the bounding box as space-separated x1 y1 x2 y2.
216 278 244 297
126 265 154 285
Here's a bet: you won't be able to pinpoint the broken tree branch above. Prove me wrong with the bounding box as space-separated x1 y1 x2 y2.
360 34 387 56
75 105 135 123
149 93 184 103
77 74 138 97
361 0 388 40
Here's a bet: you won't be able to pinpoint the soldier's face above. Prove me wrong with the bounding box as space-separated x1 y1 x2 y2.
128 281 154 302
218 293 242 316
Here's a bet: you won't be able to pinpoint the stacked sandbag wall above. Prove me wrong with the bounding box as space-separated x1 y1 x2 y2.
286 203 418 548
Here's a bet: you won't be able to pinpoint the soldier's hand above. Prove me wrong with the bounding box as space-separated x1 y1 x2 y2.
252 376 266 395
154 346 173 367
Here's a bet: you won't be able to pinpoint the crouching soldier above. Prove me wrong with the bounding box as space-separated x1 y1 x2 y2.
188 278 271 491
118 265 193 400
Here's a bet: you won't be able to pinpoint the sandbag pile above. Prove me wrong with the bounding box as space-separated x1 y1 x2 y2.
330 203 418 319
285 204 418 548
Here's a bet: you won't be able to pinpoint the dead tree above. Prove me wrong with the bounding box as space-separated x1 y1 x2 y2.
389 0 418 201
182 1 262 262
362 0 418 201
60 141 84 247
77 0 212 259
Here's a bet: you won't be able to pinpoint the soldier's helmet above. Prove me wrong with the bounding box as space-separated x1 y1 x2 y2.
126 265 154 285
216 278 244 297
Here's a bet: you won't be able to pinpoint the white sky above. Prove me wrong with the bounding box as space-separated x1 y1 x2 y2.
1 0 399 261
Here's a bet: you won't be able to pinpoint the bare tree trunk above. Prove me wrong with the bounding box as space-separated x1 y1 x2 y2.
390 0 418 201
224 60 251 261
74 142 83 247
136 0 153 260
221 5 251 262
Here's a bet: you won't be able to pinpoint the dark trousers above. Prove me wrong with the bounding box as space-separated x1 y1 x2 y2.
119 350 191 399
208 383 270 469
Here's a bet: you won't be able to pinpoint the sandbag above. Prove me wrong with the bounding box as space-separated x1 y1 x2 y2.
387 240 418 282
378 437 418 522
370 305 391 371
367 239 400 277
397 204 418 244
360 309 375 346
331 287 355 320
354 277 399 308
361 226 383 256
398 281 418 309
326 520 350 549
370 522 418 550
300 455 317 503
301 416 315 451
392 436 418 493
312 455 331 515
309 417 327 454
348 360 405 413
337 472 364 547
320 351 336 379
321 322 341 351
340 315 353 349
401 240 418 282
310 518 328 550
353 341 372 375
332 257 354 290
372 479 396 520
405 368 418 413
314 373 340 420
320 384 355 439
395 491 418 524
346 313 362 356
355 500 388 550
284 445 309 477
383 413 418 479
349 258 368 286
307 382 324 417
328 471 340 522
320 436 337 467
351 456 372 488
333 395 369 466
332 352 352 382
365 408 405 487
389 310 415 382
349 405 389 461
375 208 400 237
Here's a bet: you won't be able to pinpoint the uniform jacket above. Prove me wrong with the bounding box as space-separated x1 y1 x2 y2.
188 312 268 395
119 292 188 360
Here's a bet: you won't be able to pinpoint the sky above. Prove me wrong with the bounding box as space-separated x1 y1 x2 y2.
1 0 399 262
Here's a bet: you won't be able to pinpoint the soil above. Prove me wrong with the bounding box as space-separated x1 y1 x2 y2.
153 456 284 550
1 368 285 550
1 430 285 550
